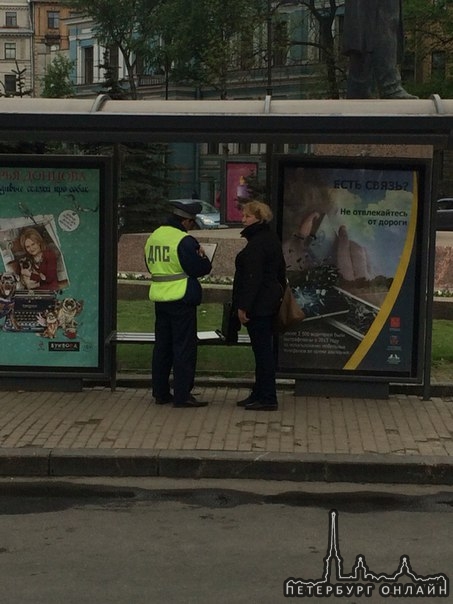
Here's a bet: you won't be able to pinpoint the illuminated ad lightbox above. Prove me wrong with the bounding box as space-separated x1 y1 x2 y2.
224 161 259 223
0 156 113 375
276 158 430 381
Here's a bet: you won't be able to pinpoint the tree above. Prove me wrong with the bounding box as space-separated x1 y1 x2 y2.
62 0 163 99
404 0 453 97
77 140 173 234
152 0 265 99
41 55 75 98
98 50 128 99
290 0 344 99
117 143 174 233
11 61 33 97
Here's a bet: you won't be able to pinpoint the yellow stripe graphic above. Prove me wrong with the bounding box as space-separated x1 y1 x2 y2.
343 174 418 370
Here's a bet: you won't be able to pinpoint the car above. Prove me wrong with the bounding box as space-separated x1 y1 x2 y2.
436 198 453 231
169 198 224 229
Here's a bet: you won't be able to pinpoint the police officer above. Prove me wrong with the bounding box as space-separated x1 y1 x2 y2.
144 201 212 407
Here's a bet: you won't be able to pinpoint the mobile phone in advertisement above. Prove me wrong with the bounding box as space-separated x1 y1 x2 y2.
292 285 350 321
308 214 337 264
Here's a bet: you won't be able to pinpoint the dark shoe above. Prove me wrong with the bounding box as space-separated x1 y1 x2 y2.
244 400 278 411
174 397 208 408
236 395 255 408
154 394 174 405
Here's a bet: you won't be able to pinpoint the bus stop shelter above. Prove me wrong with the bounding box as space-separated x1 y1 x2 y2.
0 94 453 398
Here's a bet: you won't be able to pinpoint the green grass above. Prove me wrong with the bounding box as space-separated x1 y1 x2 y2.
116 300 254 376
431 319 453 365
116 299 453 375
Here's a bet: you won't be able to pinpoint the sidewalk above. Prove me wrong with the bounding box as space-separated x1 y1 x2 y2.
1 377 453 485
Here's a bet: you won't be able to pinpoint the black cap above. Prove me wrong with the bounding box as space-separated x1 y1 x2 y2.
170 201 202 219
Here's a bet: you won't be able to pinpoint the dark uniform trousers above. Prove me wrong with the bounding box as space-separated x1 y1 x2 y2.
152 300 197 405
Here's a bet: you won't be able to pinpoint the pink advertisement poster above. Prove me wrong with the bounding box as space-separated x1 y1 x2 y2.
225 162 258 223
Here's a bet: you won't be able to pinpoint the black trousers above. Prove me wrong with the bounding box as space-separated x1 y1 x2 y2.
152 301 197 405
246 314 278 404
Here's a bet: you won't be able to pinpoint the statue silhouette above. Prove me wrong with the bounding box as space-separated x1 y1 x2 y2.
343 0 417 99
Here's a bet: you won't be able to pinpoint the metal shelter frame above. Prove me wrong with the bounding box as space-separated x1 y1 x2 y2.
0 94 452 145
0 93 451 398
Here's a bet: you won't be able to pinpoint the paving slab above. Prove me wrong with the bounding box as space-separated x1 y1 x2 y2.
0 382 453 483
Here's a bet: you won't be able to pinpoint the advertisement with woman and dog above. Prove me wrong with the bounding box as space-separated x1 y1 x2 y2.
0 157 110 372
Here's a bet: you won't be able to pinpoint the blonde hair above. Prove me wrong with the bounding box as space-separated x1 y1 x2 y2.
242 200 273 223
20 228 47 251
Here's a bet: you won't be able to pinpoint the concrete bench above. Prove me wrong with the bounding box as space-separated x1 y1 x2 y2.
108 330 250 390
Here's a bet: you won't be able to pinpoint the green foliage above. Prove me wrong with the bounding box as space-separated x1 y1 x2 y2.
152 0 265 98
98 50 128 99
62 0 163 98
41 55 75 98
10 61 33 97
117 143 173 233
72 139 174 233
404 0 453 96
241 172 266 202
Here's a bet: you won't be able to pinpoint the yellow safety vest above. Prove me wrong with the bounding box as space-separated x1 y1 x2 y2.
144 226 189 302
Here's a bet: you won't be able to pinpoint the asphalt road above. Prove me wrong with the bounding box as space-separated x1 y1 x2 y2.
0 478 452 604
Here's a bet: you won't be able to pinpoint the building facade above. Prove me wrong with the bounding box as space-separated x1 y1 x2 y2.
0 0 32 96
2 1 453 199
29 0 71 96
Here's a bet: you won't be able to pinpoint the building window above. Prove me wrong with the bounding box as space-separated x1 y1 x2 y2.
5 12 17 27
47 11 60 29
207 142 219 155
83 46 94 84
4 74 16 94
432 50 446 80
238 142 251 154
4 43 16 60
107 45 119 76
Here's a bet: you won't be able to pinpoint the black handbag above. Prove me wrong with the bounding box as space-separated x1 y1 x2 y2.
221 302 241 344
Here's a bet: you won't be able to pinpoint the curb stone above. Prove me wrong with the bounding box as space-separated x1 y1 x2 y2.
1 448 453 485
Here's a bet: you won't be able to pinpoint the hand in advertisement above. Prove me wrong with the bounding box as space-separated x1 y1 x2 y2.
336 225 372 281
282 211 323 272
283 212 326 271
283 209 372 283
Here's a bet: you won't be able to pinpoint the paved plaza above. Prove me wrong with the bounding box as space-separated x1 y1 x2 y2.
1 375 453 484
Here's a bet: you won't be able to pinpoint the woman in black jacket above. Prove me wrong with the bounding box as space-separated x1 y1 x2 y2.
232 201 286 411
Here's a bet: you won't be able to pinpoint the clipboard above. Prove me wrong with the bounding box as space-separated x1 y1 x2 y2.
202 243 218 262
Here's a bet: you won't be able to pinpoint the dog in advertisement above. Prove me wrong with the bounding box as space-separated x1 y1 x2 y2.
0 272 19 330
56 297 84 335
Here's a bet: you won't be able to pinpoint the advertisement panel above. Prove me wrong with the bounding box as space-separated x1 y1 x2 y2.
0 156 113 376
276 158 429 381
224 161 258 223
